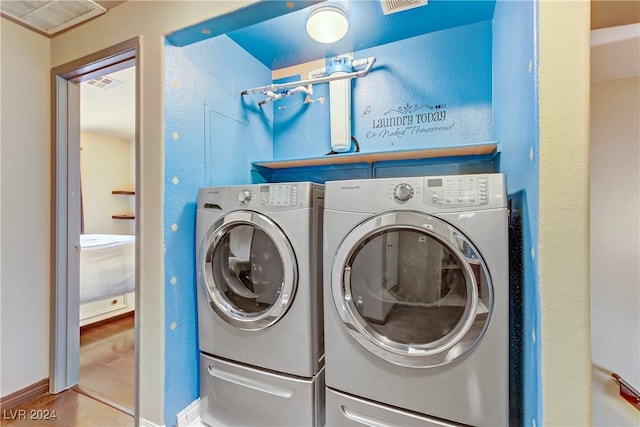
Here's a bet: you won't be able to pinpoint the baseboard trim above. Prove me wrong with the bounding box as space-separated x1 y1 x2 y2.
0 378 50 411
177 398 201 426
140 418 165 427
80 310 134 331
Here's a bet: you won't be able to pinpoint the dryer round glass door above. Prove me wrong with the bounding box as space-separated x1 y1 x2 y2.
331 211 492 367
199 211 298 331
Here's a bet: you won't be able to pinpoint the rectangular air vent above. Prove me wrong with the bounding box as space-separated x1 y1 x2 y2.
0 0 106 36
380 0 428 15
85 75 124 92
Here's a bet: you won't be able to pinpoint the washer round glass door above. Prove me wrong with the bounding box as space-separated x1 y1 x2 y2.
332 211 493 367
199 211 297 331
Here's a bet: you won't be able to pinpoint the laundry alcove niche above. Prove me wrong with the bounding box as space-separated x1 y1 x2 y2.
162 1 540 424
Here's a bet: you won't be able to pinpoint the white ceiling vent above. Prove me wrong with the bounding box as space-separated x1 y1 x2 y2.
0 0 106 36
380 0 428 16
85 75 124 92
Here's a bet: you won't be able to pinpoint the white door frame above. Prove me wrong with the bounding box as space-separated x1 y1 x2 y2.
50 38 139 412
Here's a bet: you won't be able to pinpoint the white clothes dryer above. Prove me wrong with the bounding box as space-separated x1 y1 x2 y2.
323 174 509 427
196 182 324 427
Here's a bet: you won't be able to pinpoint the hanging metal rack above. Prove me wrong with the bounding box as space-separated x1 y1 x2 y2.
240 57 376 106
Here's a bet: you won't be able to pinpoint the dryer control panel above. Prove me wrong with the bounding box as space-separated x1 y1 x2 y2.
424 175 488 208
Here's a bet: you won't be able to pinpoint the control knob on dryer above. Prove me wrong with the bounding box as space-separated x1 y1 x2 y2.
393 183 414 202
237 190 252 204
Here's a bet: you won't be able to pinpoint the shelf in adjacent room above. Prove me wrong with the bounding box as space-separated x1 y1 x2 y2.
253 142 499 170
112 191 135 220
112 214 135 220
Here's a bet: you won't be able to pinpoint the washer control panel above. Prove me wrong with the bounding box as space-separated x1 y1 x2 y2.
424 175 489 207
259 184 298 207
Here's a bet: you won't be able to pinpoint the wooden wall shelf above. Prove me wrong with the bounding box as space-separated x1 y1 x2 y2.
112 215 135 220
251 142 500 183
112 191 135 220
253 143 498 170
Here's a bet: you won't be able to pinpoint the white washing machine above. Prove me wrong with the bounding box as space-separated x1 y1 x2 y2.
196 182 324 427
323 173 509 427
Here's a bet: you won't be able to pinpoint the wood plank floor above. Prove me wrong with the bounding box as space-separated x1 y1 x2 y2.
1 389 133 427
77 314 135 413
2 315 136 426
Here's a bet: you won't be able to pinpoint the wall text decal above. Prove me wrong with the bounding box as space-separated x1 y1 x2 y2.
365 102 454 140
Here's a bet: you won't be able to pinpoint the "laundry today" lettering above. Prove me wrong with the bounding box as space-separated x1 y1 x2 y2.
372 111 446 130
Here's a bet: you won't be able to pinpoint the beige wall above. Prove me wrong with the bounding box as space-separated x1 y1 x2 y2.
81 132 135 235
538 1 592 425
49 1 256 424
0 19 51 396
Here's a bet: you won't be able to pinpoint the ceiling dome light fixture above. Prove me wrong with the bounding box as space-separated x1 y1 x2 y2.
306 4 348 44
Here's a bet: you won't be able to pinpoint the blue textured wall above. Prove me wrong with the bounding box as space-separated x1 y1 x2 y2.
493 0 541 425
273 21 493 159
163 1 541 424
163 35 272 425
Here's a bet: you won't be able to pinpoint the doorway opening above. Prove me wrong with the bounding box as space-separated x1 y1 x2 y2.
50 38 139 419
75 64 136 413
